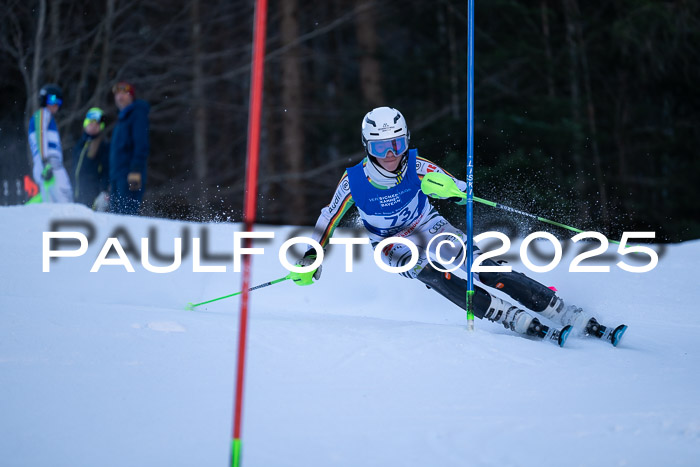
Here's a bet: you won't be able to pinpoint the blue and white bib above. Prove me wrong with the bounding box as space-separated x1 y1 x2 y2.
347 149 429 237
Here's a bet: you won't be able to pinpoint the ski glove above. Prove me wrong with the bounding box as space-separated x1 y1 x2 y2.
289 254 322 286
41 163 54 181
420 172 466 204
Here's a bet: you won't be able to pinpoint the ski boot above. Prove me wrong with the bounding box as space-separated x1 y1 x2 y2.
542 297 627 347
539 296 590 331
584 318 628 347
415 264 571 346
486 296 572 348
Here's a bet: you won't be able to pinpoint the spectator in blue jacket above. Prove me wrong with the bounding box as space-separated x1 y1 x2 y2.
73 107 110 209
109 81 150 215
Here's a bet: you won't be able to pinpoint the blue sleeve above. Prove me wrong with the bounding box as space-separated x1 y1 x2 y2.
129 107 150 173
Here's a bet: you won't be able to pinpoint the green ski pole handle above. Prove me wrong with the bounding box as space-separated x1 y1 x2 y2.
421 171 468 202
186 274 292 310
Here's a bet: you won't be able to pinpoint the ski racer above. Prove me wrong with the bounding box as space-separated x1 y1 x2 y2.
27 84 73 203
290 106 626 347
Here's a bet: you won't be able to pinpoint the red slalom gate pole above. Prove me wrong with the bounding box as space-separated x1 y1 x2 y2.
231 0 268 465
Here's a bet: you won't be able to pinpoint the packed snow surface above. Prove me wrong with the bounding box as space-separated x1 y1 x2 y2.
1 204 699 466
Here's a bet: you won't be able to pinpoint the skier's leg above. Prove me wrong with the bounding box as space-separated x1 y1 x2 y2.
371 238 428 279
402 211 621 345
423 222 579 325
368 210 468 279
476 259 593 326
476 259 626 344
477 260 556 310
48 165 73 203
415 263 569 344
411 215 587 329
32 157 48 202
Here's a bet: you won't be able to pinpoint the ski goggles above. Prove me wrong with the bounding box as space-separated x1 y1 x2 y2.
366 135 408 159
46 94 62 107
84 108 105 128
112 82 135 96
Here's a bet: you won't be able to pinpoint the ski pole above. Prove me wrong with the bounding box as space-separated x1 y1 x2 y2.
422 172 624 245
471 196 599 239
471 196 647 247
186 273 291 310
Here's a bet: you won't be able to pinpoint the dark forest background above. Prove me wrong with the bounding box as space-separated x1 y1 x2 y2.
1 0 698 242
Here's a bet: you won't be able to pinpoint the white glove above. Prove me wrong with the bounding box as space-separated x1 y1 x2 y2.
296 254 322 280
93 191 110 211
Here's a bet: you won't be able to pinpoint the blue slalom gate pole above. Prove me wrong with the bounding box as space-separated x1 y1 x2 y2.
466 0 475 331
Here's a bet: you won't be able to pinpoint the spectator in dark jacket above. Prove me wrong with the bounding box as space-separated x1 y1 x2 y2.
109 81 150 215
72 107 110 209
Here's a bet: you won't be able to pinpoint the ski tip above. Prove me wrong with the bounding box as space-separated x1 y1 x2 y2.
611 324 628 347
558 325 573 347
185 302 194 311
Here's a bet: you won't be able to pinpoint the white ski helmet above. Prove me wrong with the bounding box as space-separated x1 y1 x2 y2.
361 107 410 158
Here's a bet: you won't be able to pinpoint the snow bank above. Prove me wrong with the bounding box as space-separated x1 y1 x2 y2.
1 204 698 466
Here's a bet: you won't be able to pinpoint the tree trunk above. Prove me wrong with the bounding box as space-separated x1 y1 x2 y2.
571 0 608 224
27 0 47 166
96 0 115 107
439 3 460 119
540 0 556 99
614 69 632 216
355 0 384 106
48 0 61 81
562 0 588 222
280 0 305 223
192 0 208 208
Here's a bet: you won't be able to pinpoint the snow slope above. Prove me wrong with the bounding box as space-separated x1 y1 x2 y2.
1 204 699 467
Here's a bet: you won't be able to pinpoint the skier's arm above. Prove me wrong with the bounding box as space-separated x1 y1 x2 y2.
129 107 150 174
289 171 354 286
43 117 64 168
27 115 41 161
416 156 467 203
310 171 355 249
415 156 467 191
98 140 110 191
